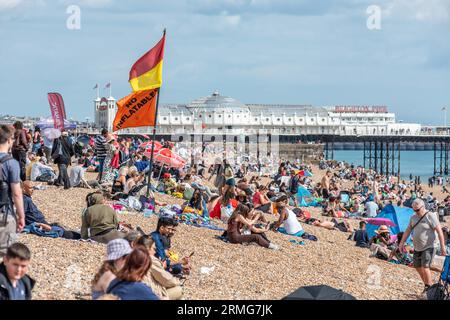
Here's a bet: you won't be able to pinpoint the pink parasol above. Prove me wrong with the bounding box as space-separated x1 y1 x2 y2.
366 218 396 227
154 148 186 169
140 141 163 151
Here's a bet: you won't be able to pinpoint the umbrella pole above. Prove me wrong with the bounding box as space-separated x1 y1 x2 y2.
146 87 162 198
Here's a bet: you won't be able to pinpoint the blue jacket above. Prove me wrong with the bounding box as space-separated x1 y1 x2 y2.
354 229 370 247
135 161 149 173
151 231 170 267
106 279 159 300
23 195 48 226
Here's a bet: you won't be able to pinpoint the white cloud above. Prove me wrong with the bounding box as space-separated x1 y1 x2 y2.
0 0 24 11
384 0 450 22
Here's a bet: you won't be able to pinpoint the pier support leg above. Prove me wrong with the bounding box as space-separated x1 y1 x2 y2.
434 142 437 176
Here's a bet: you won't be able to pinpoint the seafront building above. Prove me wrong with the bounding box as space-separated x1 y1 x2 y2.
94 91 422 138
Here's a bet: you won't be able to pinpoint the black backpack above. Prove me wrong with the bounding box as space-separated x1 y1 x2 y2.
0 155 13 225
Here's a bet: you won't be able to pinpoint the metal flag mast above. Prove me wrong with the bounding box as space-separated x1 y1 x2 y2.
146 28 166 197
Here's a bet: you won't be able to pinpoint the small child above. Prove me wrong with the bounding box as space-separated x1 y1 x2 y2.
0 243 35 300
351 221 370 248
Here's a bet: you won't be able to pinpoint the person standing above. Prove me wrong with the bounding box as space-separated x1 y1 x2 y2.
0 125 25 257
42 135 53 164
31 127 42 155
11 122 29 182
51 130 74 190
399 199 447 299
321 170 332 199
95 129 109 182
288 169 300 207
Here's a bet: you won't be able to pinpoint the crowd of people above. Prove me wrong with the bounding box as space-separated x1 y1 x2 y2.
1 122 449 300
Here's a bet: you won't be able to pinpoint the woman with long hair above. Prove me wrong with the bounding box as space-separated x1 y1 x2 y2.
32 126 42 155
227 204 279 250
11 121 29 181
100 138 119 185
106 246 159 300
92 239 132 300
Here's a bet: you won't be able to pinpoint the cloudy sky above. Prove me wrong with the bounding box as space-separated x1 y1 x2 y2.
0 0 449 125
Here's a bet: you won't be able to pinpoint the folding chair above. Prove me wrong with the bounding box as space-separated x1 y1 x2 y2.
440 255 450 299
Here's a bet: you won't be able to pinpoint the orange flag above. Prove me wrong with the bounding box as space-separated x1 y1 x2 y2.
113 89 158 132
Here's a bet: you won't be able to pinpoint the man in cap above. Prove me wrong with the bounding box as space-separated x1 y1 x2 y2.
399 199 446 299
92 239 132 299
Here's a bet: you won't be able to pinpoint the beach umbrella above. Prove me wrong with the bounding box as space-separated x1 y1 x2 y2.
36 117 77 130
283 285 356 300
42 128 61 140
304 170 313 177
77 135 91 147
140 141 163 151
366 218 396 227
154 148 186 169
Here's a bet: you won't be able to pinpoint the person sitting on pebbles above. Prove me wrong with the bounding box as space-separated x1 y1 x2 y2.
272 195 305 238
162 173 177 194
151 217 191 276
227 204 280 250
81 192 128 244
369 225 393 260
22 181 81 240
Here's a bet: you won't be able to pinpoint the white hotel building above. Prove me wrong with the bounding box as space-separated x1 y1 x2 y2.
95 91 421 137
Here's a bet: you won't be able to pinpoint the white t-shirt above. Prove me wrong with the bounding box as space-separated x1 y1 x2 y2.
283 209 303 235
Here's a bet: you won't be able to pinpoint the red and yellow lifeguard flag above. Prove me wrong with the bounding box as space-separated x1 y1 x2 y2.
112 89 158 131
129 34 165 92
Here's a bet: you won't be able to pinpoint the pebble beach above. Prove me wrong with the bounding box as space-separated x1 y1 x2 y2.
18 166 449 301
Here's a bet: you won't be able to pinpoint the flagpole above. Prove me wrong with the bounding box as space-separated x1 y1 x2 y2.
146 28 166 198
146 87 162 197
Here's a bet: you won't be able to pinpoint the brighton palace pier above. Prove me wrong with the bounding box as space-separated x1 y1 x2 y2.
95 91 421 143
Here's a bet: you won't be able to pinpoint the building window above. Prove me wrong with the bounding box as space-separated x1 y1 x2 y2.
175 118 178 121
163 117 167 121
218 115 222 118
209 115 212 118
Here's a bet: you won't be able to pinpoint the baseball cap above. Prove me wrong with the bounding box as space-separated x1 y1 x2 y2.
106 239 132 261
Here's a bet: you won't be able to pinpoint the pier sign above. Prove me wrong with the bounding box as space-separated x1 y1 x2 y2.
334 106 388 113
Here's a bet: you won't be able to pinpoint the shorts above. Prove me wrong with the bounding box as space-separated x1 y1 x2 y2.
322 189 330 199
225 178 236 187
0 215 18 258
413 247 435 268
256 203 272 213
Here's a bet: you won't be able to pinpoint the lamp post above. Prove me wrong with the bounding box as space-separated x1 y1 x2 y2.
443 106 448 129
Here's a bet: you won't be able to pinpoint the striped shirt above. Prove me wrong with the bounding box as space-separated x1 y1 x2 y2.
94 135 108 160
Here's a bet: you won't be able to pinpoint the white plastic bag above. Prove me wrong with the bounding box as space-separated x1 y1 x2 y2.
220 204 233 223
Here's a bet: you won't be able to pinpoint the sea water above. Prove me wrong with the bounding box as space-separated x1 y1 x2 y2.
332 151 447 180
